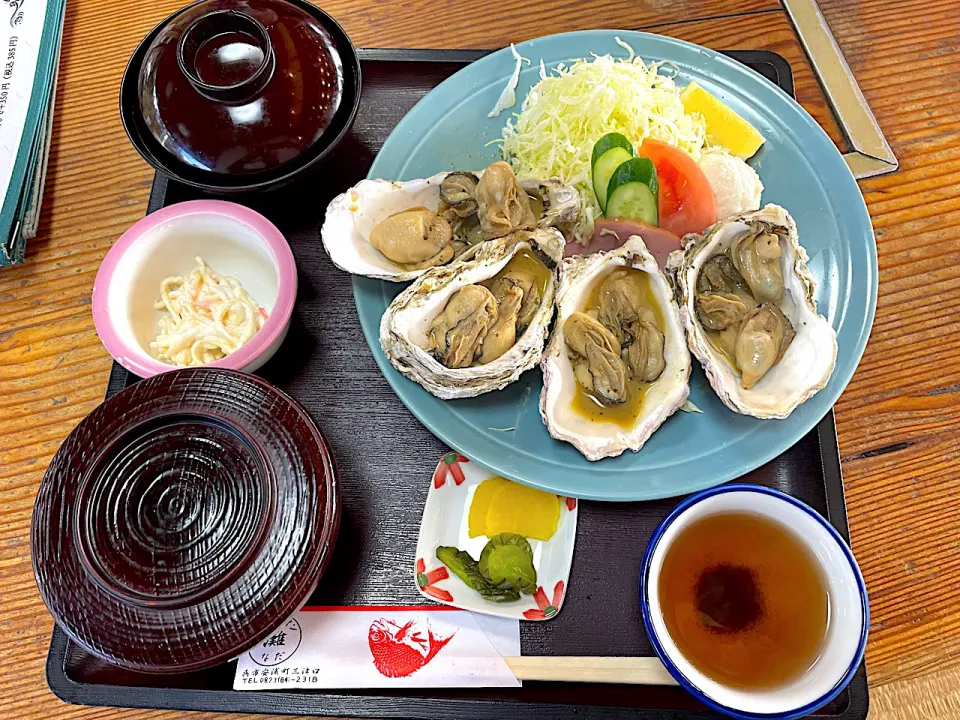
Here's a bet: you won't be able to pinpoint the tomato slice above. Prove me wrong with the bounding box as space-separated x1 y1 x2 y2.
637 139 717 237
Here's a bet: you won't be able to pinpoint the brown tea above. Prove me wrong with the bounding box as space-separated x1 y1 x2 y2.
658 512 829 689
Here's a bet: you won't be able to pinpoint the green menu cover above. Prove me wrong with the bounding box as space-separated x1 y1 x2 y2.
0 0 67 265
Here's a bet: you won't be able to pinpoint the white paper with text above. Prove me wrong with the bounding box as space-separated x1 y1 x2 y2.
234 607 521 690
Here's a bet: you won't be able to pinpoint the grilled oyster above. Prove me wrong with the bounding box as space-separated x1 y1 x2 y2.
540 236 691 461
322 163 578 282
668 204 837 419
380 228 564 399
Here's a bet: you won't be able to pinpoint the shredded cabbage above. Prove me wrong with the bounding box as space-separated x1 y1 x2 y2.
488 44 530 118
498 39 706 242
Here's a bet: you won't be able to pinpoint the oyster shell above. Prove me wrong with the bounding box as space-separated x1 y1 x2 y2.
322 168 579 282
540 236 691 461
519 178 580 228
380 228 564 399
668 204 838 419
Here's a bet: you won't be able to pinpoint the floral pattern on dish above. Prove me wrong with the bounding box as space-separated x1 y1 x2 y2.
415 451 578 621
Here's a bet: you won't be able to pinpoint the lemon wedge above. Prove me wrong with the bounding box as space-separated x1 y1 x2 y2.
468 476 560 541
681 82 765 160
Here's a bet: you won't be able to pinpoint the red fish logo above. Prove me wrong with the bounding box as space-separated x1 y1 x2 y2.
368 617 455 678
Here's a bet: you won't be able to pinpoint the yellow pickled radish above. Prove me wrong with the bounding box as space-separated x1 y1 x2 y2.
681 81 765 160
468 476 560 541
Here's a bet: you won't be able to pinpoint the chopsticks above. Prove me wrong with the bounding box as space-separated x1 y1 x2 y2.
504 656 678 685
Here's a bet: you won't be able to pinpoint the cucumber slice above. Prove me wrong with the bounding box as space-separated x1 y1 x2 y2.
593 147 634 212
591 132 634 167
605 157 659 225
591 133 635 211
606 184 658 225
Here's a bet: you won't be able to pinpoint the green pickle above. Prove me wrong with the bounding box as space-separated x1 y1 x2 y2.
479 533 537 594
436 546 521 602
435 532 538 603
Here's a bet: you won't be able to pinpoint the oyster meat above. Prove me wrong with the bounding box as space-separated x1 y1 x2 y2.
424 284 499 368
564 312 628 405
668 204 838 419
735 303 795 390
322 163 579 282
476 161 537 240
439 172 480 216
540 236 691 461
380 228 564 399
368 208 454 270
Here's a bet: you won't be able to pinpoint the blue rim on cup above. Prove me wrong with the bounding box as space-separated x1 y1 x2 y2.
639 484 869 720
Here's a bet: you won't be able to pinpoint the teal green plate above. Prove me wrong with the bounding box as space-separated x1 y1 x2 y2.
353 30 876 501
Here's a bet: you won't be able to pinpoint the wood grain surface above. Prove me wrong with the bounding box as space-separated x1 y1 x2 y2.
0 0 957 719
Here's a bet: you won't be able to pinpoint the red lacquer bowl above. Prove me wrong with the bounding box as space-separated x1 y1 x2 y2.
119 0 361 193
31 368 339 673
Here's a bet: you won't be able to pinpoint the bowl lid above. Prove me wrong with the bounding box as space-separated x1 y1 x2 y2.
31 368 340 673
137 0 346 175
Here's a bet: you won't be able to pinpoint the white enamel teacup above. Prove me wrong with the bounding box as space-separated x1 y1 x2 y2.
640 484 868 720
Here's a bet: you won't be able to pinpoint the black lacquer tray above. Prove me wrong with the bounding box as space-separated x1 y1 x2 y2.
45 48 868 720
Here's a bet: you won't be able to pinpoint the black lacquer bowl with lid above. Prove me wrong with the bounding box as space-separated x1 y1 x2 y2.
31 369 340 673
120 0 361 193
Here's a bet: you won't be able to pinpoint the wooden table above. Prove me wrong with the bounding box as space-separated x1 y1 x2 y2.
1 0 958 717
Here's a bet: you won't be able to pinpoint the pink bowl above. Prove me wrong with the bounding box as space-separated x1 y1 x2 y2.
92 200 297 377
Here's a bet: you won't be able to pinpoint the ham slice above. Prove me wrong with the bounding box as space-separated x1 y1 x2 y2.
565 218 682 268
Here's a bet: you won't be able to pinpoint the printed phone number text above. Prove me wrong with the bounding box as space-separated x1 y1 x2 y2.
240 675 321 686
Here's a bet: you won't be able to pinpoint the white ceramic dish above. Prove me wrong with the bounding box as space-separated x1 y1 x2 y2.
640 484 869 720
414 452 578 620
92 200 297 378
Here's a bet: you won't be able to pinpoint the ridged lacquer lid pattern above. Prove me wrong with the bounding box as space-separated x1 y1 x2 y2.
32 368 339 673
